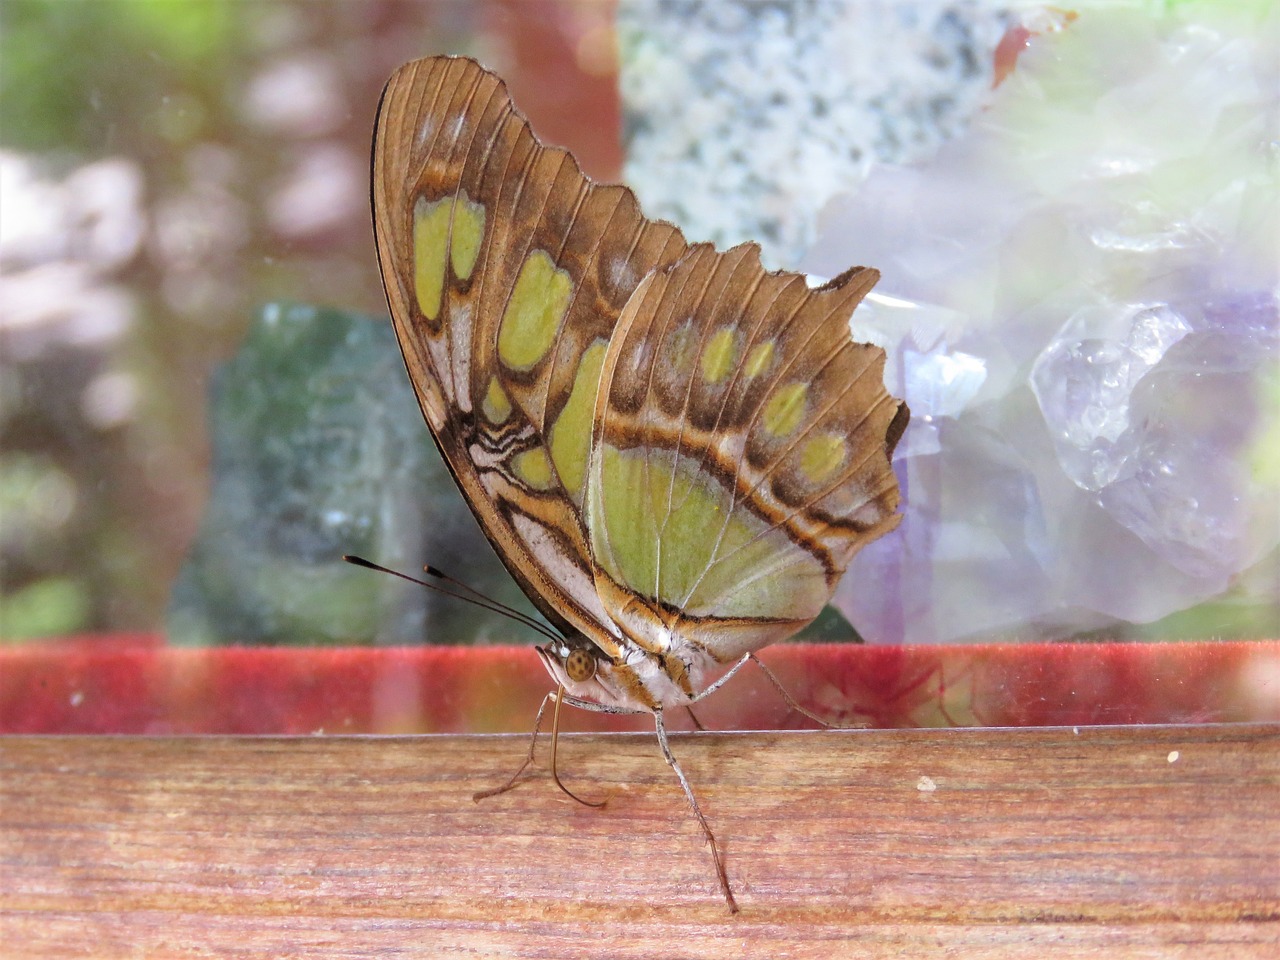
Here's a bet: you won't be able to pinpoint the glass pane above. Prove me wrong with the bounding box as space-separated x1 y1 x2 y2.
2 0 1276 734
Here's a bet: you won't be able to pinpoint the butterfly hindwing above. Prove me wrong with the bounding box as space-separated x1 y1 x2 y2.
586 245 907 663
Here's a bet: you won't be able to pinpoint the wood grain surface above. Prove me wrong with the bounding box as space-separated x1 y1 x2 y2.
2 725 1277 957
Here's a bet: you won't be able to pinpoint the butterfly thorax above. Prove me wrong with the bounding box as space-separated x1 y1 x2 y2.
538 629 713 714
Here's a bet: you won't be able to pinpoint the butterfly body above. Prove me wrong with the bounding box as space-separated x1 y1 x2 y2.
371 55 907 908
538 630 707 713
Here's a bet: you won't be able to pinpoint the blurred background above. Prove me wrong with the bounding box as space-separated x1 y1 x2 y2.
1 0 624 642
1 0 1275 649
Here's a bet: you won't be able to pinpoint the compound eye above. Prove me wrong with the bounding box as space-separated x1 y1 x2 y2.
564 648 597 683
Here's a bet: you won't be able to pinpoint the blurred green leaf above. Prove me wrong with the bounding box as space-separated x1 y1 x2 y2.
0 577 90 641
0 0 235 153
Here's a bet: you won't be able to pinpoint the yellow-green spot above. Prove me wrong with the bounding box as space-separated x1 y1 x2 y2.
512 447 554 490
482 376 512 425
450 193 485 281
498 249 573 372
800 434 846 484
763 382 808 437
744 341 774 378
700 328 738 385
549 340 607 501
413 197 451 321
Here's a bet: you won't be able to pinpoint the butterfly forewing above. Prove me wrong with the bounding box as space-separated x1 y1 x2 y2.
372 56 688 644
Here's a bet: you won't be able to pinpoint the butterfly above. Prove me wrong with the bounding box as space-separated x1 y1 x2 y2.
368 55 908 912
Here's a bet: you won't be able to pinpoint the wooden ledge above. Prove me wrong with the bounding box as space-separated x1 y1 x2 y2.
2 725 1277 957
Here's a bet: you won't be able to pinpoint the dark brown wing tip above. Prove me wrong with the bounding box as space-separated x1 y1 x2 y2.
818 263 880 293
886 399 911 457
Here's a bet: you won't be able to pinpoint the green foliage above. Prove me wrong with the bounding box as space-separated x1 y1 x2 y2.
0 577 90 641
0 0 235 154
794 604 863 644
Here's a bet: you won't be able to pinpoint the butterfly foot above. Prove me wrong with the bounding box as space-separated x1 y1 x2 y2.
473 755 535 802
472 782 517 803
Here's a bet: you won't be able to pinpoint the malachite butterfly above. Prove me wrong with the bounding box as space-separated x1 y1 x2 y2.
368 55 908 912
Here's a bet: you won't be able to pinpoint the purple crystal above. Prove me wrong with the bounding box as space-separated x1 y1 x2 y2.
807 8 1278 642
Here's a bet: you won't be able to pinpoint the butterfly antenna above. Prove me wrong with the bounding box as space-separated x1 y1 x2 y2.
342 554 560 642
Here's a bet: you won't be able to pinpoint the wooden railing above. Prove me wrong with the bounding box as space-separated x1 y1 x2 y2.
3 724 1277 957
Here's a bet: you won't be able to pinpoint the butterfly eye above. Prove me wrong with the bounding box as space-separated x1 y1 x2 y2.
564 648 597 683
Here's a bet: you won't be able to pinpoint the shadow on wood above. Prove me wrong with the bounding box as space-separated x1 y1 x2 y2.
2 725 1277 957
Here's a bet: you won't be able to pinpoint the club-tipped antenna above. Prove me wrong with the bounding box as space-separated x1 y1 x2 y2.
342 554 560 642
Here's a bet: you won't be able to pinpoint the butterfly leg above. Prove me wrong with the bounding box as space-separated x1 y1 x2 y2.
475 687 618 806
653 710 739 914
472 691 555 802
687 653 753 704
748 652 859 728
684 705 706 731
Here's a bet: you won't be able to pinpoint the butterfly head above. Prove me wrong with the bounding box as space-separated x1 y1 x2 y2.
538 633 679 713
536 635 615 704
536 630 711 714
